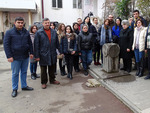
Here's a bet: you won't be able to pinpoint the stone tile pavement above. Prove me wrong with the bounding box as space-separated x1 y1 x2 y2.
89 63 150 113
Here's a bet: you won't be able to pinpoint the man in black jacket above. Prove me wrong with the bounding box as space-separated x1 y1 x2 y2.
4 17 34 97
34 18 60 89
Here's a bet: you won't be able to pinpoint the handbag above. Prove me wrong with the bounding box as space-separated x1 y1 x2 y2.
57 54 63 59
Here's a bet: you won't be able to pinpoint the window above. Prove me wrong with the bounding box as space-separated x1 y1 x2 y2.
73 0 82 9
73 0 77 8
78 0 82 9
52 0 62 8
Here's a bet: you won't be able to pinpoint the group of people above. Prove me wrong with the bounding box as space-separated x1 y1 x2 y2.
3 9 150 98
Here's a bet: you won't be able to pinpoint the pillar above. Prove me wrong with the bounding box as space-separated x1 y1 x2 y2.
0 11 4 32
28 10 32 26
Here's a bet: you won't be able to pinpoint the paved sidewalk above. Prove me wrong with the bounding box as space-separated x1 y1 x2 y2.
0 44 133 113
89 63 150 113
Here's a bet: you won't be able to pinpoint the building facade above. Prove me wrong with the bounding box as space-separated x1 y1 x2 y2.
43 0 105 25
0 0 42 37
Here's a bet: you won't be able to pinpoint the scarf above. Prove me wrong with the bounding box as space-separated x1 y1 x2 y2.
66 33 74 51
57 31 65 43
135 26 142 49
93 23 100 32
100 24 112 46
134 16 141 28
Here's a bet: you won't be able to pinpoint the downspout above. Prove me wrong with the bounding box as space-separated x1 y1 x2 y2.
41 0 44 19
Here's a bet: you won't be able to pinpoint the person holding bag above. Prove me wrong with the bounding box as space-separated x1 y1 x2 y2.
60 25 77 79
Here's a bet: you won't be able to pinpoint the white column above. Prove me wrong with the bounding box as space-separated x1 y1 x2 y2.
28 10 32 26
0 11 4 32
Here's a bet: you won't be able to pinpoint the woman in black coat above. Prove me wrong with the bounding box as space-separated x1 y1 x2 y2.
119 20 133 73
60 25 77 79
72 22 80 72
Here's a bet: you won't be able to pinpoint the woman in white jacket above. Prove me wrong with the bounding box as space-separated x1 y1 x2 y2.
132 19 147 77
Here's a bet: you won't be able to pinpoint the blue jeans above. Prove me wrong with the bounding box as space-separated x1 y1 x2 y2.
11 58 29 90
134 49 144 63
81 50 93 70
30 62 37 74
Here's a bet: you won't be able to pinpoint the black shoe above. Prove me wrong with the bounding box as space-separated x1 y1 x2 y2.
63 71 67 75
67 74 70 78
22 86 34 91
144 75 150 80
31 74 36 80
75 69 80 72
35 73 40 78
120 68 126 71
87 66 90 69
67 73 73 80
11 90 17 97
84 70 88 76
61 71 65 76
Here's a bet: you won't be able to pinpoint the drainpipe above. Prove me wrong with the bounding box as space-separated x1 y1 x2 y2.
41 0 44 19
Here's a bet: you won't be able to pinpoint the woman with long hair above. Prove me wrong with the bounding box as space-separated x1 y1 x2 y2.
30 25 40 80
60 25 77 79
72 22 80 72
112 17 122 44
57 23 67 76
98 19 112 64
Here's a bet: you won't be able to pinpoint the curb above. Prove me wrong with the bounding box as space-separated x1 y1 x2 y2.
88 69 142 113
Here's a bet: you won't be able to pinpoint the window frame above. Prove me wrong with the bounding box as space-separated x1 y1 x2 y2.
52 0 63 9
73 0 82 9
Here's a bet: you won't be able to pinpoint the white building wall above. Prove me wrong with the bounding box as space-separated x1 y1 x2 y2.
32 0 42 24
44 0 82 25
82 0 105 21
97 0 105 21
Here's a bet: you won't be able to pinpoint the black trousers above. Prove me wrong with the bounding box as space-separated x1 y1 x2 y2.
123 58 132 72
65 54 74 74
59 59 65 73
73 55 80 70
40 64 56 84
147 49 150 74
93 44 100 62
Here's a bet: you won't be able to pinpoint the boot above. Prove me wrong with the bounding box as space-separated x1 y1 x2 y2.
138 67 144 77
62 66 67 75
136 62 140 76
138 58 144 77
133 62 137 70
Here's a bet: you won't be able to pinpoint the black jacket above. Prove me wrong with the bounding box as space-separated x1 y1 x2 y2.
78 31 95 51
4 26 33 60
60 34 77 54
119 27 133 58
34 27 59 66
